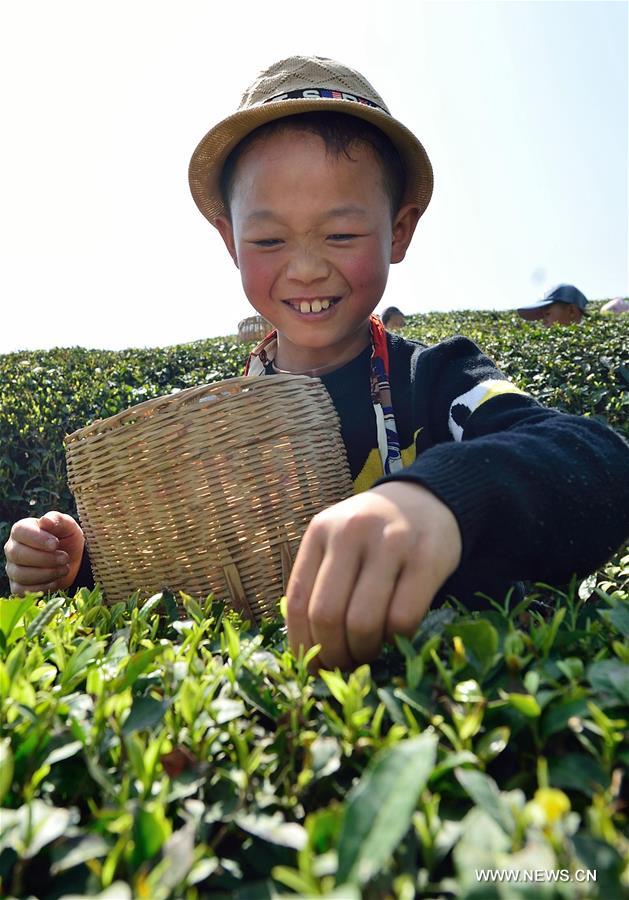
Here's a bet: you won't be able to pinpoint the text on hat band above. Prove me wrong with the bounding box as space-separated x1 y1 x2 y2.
264 88 388 114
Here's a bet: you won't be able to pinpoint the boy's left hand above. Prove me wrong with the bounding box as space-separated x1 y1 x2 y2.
285 481 462 670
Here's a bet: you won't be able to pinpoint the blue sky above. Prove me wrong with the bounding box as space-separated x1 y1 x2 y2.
0 0 626 353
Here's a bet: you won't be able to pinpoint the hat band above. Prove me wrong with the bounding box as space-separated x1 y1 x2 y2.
262 87 388 114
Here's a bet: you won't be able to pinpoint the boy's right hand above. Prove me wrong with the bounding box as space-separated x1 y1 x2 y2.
4 512 85 596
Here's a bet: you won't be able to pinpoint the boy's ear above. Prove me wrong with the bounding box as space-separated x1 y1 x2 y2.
390 203 421 264
214 215 239 269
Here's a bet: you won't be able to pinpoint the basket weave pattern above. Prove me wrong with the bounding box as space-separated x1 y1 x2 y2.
237 315 273 344
65 375 354 622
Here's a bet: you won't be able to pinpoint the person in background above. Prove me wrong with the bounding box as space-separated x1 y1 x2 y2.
601 297 629 315
517 284 588 327
381 306 407 331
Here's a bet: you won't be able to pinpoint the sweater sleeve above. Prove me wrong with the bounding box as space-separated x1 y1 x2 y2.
374 336 629 582
68 542 95 593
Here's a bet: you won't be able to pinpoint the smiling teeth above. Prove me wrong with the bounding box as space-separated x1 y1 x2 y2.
297 298 332 313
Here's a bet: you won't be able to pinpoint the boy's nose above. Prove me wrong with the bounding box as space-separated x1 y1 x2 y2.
285 246 330 283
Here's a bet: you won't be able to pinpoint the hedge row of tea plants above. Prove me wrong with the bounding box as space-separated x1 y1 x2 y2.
1 304 628 897
1 564 628 898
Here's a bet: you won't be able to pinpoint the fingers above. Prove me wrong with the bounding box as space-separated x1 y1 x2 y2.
286 484 463 671
6 560 70 585
345 549 401 664
385 557 440 644
8 518 60 552
288 514 402 670
4 515 74 597
5 550 70 595
6 541 69 569
307 535 362 670
38 511 80 540
7 580 62 596
285 523 324 667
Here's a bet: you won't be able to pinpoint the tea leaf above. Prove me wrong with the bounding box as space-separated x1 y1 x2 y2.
236 668 280 718
133 805 172 863
4 800 80 858
0 738 14 803
43 740 83 767
235 812 307 849
312 736 342 779
319 669 349 706
540 697 589 739
447 621 498 675
336 732 438 885
224 618 241 661
211 697 246 724
502 691 541 718
587 659 629 705
540 606 567 657
455 768 515 835
475 726 510 763
50 832 110 875
111 645 162 691
25 595 66 639
272 866 318 895
122 695 169 735
549 752 607 796
572 834 625 900
61 638 104 689
138 591 166 620
0 595 37 643
599 602 629 638
453 679 483 703
429 750 478 783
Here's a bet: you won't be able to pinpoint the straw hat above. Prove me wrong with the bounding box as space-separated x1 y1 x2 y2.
188 55 433 226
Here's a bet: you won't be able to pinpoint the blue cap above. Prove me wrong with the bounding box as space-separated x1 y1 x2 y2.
517 284 588 321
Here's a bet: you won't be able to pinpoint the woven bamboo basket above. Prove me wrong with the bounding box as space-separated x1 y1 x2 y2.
64 375 354 623
237 315 273 344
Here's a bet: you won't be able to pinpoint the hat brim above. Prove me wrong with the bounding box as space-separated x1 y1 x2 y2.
188 98 433 226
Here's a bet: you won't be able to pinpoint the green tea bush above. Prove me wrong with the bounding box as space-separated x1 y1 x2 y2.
0 563 627 898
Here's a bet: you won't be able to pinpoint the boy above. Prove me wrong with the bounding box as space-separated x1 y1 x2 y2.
4 56 629 671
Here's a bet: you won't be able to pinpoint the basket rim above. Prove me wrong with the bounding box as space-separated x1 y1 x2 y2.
64 373 319 446
238 314 271 327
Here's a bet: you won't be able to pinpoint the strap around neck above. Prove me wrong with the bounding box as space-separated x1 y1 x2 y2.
244 314 403 476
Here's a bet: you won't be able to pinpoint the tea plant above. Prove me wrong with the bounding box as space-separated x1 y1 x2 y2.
0 552 627 898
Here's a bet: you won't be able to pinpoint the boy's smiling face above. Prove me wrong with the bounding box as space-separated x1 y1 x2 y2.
215 129 420 373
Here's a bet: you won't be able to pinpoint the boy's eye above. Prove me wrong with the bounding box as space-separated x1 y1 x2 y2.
328 234 357 241
251 239 283 247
